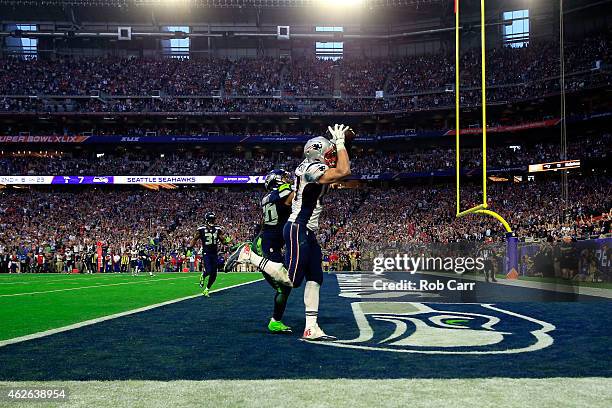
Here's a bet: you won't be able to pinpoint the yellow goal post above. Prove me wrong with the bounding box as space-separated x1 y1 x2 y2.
455 0 519 278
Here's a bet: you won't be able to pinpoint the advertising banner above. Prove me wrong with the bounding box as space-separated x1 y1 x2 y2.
0 175 266 185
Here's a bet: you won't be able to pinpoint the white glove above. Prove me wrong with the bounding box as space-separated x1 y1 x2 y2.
327 123 349 151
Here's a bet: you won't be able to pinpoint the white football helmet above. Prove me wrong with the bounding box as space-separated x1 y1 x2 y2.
303 136 337 167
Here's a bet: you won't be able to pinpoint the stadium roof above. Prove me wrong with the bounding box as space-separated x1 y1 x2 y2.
0 0 446 7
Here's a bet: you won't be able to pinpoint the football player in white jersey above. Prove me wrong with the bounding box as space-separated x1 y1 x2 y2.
227 124 352 341
285 124 352 341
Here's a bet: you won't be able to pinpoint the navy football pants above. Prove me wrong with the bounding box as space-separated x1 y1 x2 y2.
283 222 323 288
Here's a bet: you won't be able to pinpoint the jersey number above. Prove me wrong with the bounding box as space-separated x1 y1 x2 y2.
204 232 218 246
263 203 279 226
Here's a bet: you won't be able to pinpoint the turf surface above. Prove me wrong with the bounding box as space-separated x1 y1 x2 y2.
0 271 609 408
0 272 260 341
428 271 612 289
1 273 610 381
508 275 612 289
1 378 611 408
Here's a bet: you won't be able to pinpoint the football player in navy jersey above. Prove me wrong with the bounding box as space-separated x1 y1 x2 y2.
225 173 295 288
189 211 230 297
226 169 295 332
256 170 296 333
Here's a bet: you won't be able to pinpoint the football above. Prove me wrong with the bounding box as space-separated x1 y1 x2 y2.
344 127 357 142
325 126 356 143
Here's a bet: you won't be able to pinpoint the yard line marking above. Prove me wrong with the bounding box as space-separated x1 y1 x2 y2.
0 276 195 297
0 277 264 348
0 275 137 285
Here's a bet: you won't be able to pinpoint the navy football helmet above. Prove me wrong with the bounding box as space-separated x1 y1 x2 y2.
264 169 291 191
204 211 216 225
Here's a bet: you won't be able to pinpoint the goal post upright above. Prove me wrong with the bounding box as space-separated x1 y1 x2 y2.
454 0 518 277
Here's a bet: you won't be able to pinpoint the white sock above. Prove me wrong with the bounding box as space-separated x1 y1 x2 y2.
248 251 287 279
304 281 320 328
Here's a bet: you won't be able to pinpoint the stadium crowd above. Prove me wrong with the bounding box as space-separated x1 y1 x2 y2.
0 189 261 274
2 133 609 176
0 33 609 113
0 30 610 275
330 177 612 251
0 105 564 137
1 73 606 114
0 176 610 275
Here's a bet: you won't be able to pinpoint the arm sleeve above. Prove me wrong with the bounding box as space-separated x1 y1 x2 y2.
217 227 231 243
262 184 292 206
261 192 277 206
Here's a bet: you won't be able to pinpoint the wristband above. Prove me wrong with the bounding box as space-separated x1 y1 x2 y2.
335 140 346 151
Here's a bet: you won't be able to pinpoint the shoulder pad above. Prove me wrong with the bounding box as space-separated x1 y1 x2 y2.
295 160 309 175
304 162 329 182
278 183 292 192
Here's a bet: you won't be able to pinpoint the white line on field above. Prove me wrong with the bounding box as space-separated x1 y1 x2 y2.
0 276 196 297
0 277 264 348
0 275 135 286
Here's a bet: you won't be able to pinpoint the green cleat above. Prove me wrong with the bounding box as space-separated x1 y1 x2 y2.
268 319 292 334
202 288 210 297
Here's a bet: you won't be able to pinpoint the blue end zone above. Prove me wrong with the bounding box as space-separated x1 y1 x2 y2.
0 273 610 380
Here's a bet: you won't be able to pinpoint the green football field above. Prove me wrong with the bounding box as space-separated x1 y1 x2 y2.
0 272 261 342
0 272 610 408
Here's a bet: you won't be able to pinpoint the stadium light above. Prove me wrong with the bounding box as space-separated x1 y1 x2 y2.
317 0 365 7
159 0 194 8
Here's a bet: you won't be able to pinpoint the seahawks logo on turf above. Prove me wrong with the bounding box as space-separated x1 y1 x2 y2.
317 302 555 354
